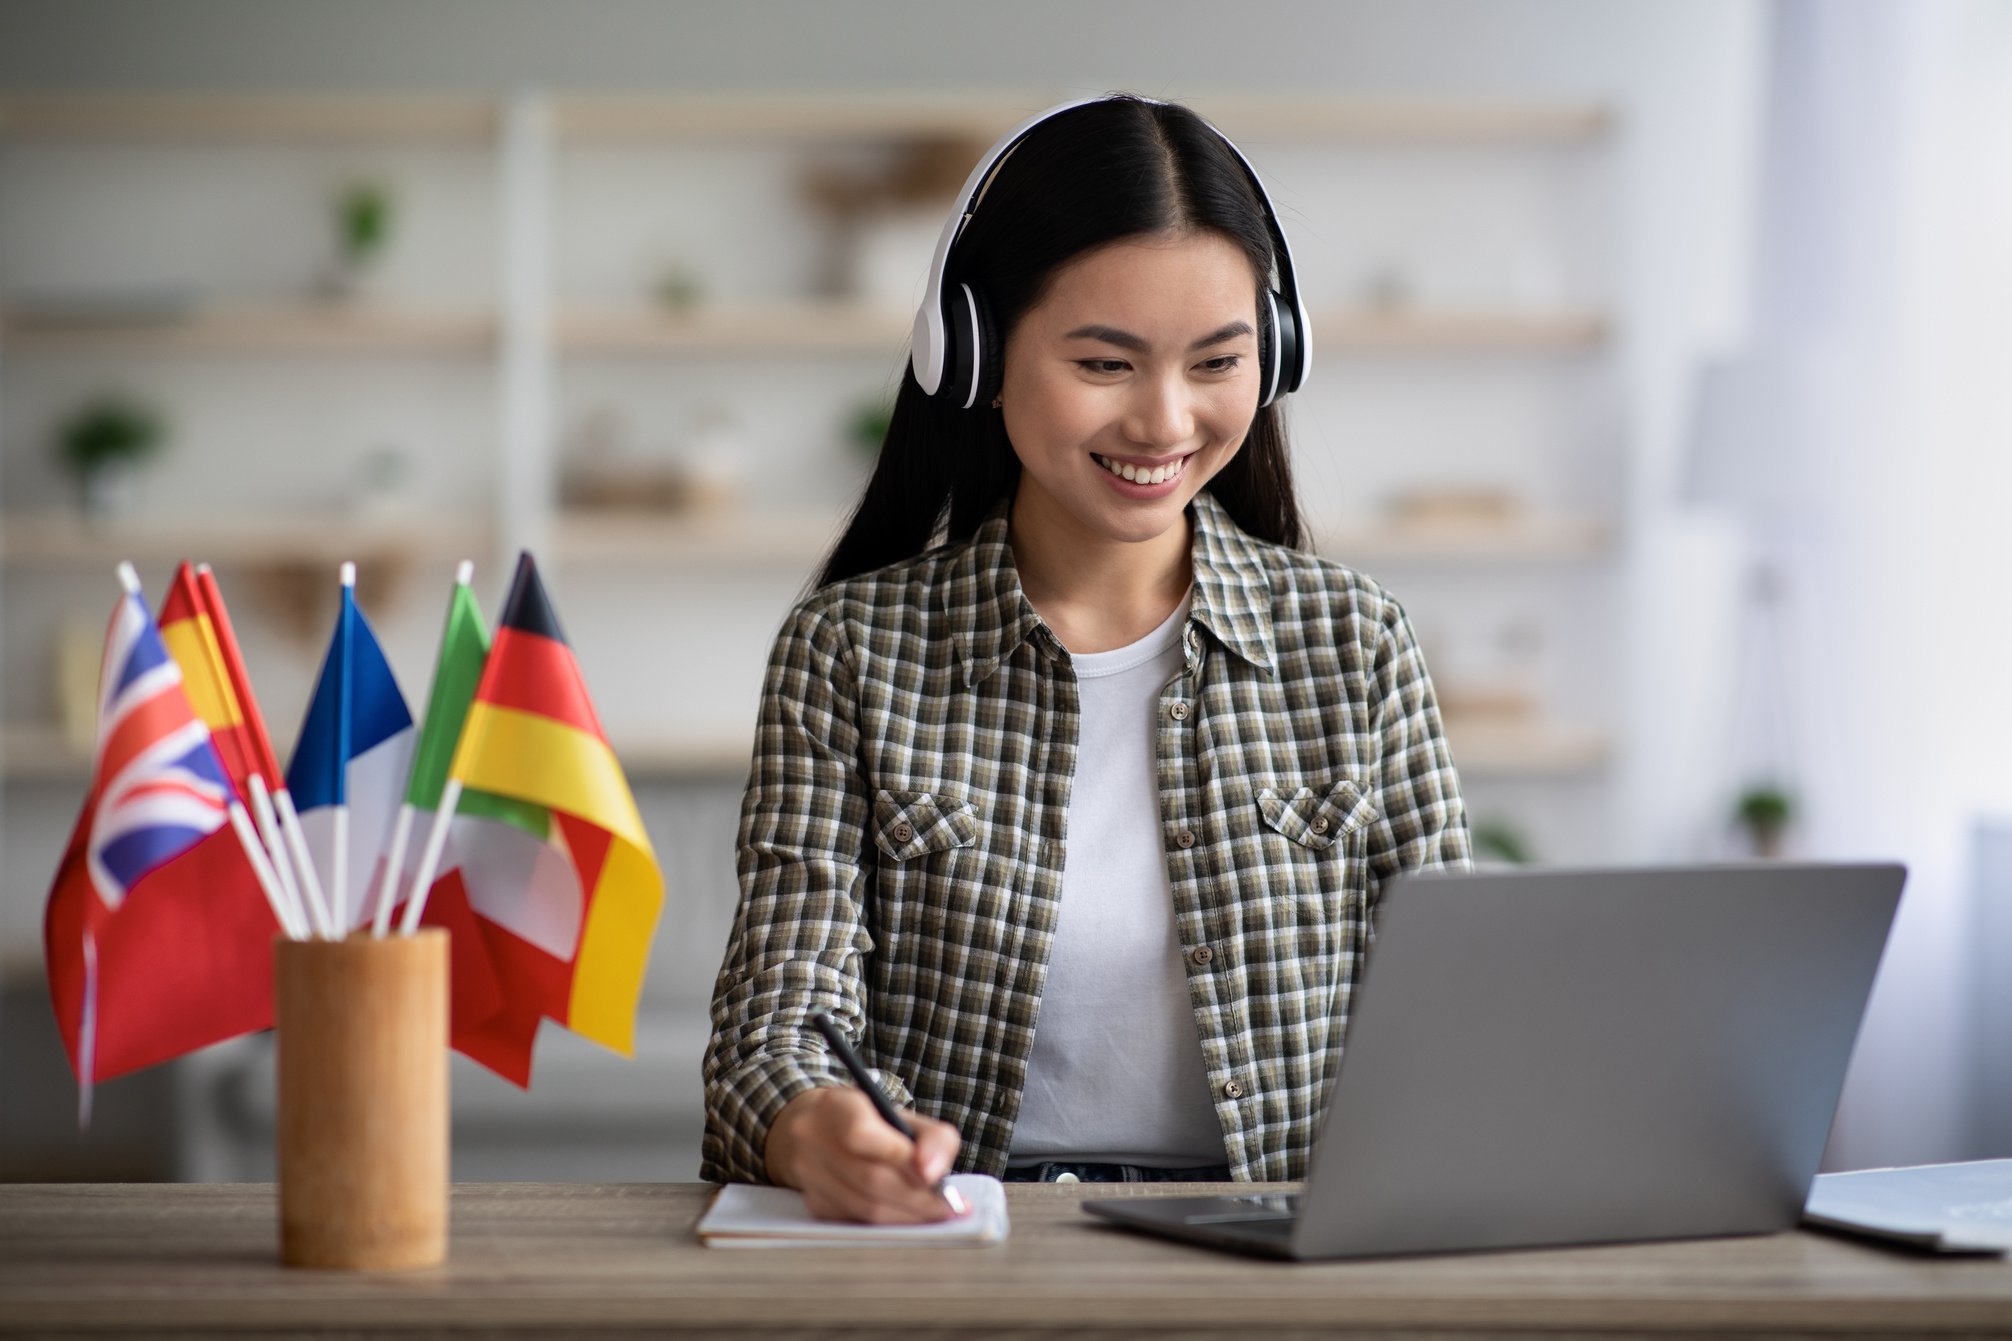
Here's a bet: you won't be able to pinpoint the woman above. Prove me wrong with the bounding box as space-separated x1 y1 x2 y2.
702 95 1470 1223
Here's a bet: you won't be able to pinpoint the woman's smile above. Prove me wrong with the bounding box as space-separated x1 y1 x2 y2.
1091 451 1191 491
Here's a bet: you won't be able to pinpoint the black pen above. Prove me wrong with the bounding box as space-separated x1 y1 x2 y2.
808 1010 966 1215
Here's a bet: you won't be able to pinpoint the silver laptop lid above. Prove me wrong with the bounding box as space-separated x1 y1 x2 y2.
1293 862 1905 1258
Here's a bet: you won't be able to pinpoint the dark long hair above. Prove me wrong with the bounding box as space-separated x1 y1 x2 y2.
816 95 1306 588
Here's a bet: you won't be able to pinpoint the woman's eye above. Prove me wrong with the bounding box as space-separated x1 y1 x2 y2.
1198 355 1242 374
1077 358 1130 375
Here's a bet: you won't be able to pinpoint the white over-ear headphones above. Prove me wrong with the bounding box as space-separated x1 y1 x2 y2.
910 96 1312 411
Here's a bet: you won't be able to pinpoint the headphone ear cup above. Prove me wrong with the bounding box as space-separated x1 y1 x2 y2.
969 287 1003 410
938 285 978 407
1256 290 1281 409
1270 292 1304 399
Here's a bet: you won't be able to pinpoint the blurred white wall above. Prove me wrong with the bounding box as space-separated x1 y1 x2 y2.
1723 0 2012 1169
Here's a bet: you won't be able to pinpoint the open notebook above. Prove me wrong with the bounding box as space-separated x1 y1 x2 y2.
697 1174 1009 1248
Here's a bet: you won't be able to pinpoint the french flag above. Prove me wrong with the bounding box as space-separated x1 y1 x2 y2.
285 566 414 934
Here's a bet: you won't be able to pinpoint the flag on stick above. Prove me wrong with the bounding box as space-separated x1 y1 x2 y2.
186 563 322 937
45 565 284 1102
158 563 308 938
403 552 663 1084
286 563 413 935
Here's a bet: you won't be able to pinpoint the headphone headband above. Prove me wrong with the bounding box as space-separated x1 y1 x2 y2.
910 96 1312 409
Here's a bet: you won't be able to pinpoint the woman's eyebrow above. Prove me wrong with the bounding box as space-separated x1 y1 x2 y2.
1062 320 1255 352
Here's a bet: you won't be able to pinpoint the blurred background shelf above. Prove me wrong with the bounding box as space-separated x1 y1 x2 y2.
1441 720 1609 777
550 507 846 565
556 305 911 354
0 513 492 567
1316 514 1609 564
0 93 499 140
0 305 498 355
1315 309 1608 350
552 92 1612 143
554 304 1608 355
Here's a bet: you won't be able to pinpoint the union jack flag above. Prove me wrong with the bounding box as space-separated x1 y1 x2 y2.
85 589 236 909
46 575 277 1101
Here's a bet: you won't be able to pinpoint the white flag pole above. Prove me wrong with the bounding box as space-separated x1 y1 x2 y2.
370 803 415 937
246 775 310 937
332 805 349 934
228 800 306 939
398 778 463 936
328 561 358 935
392 559 478 937
275 786 335 939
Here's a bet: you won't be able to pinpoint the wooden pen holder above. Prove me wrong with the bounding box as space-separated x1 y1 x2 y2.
275 930 448 1270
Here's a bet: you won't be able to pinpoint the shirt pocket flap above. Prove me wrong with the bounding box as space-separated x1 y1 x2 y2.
1254 779 1379 851
871 790 980 861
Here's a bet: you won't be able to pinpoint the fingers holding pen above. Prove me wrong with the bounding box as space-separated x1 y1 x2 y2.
907 1110 962 1190
774 1087 964 1224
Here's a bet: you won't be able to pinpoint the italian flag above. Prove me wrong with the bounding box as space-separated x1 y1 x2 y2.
391 556 663 1086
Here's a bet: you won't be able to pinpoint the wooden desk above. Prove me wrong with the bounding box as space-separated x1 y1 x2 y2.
3 1182 2010 1337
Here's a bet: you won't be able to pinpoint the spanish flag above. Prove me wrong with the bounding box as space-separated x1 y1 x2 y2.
156 563 314 938
445 553 662 1074
157 563 280 795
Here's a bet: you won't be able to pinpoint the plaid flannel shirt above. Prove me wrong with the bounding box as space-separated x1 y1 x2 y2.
702 489 1470 1184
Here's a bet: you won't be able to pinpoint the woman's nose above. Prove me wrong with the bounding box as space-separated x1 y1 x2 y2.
1123 373 1195 448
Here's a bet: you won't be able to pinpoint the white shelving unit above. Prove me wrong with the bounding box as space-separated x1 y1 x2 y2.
1 91 1621 849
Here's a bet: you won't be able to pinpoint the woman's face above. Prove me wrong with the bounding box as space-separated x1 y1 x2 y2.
998 230 1262 552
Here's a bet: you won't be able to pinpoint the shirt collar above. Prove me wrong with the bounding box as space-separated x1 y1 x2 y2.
943 488 1278 688
943 501 1049 688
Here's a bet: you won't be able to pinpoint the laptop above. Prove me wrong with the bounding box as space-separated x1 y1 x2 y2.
1085 862 1906 1260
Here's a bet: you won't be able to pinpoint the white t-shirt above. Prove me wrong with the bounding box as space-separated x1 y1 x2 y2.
1008 594 1226 1167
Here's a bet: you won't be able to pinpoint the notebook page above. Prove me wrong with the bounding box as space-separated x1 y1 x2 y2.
697 1173 1008 1247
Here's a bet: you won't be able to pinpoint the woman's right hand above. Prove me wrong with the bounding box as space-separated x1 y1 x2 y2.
764 1085 964 1224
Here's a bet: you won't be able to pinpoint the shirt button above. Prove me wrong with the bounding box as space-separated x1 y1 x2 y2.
1175 829 1196 849
1222 1081 1244 1100
891 822 915 844
1310 815 1330 835
1054 1171 1080 1184
1168 700 1190 722
1188 945 1214 967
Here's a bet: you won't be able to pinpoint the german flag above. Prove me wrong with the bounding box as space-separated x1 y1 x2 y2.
446 553 662 1069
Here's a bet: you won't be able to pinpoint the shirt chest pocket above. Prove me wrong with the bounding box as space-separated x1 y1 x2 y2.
872 790 980 861
869 790 993 982
1250 779 1380 964
1254 779 1379 851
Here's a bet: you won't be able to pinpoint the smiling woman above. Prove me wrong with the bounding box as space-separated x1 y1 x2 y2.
702 95 1470 1224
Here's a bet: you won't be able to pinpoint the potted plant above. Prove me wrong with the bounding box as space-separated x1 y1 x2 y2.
325 179 395 299
55 395 165 520
1736 784 1794 858
1471 820 1535 867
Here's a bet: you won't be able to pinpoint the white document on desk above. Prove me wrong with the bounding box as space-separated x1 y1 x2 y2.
697 1173 1009 1247
1803 1158 2012 1254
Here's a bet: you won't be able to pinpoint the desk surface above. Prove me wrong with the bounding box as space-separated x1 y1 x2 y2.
3 1181 2010 1338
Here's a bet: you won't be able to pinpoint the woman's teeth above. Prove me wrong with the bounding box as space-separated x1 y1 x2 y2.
1094 453 1185 485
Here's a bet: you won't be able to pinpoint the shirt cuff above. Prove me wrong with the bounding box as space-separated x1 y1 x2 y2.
700 1049 919 1185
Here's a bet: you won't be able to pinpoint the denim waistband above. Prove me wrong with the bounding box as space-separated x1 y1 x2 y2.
1002 1161 1233 1183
